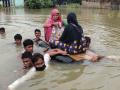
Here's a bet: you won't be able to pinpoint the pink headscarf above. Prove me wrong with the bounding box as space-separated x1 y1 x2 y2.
44 8 62 28
50 9 62 22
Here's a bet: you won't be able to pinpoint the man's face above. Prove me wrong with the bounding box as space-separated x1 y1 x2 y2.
34 58 46 71
22 58 33 69
24 45 33 53
35 31 41 39
15 39 22 45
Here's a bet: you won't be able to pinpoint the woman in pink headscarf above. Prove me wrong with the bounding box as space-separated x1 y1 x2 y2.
44 8 63 42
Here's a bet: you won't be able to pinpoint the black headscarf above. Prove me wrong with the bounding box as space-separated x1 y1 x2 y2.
67 12 79 26
60 12 84 44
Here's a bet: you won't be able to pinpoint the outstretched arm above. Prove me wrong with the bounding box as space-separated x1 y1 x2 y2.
8 67 36 90
44 53 51 69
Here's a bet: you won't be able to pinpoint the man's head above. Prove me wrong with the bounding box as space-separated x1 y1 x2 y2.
14 34 22 45
32 53 46 71
23 39 34 53
34 29 41 40
0 27 5 34
21 52 33 69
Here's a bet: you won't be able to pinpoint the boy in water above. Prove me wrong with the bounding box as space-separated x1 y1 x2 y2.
33 29 41 43
14 34 22 45
32 53 47 71
8 40 34 90
33 29 49 48
0 27 5 34
23 39 34 53
21 52 33 69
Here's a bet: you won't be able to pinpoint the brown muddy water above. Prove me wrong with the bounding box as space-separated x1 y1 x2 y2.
0 7 120 90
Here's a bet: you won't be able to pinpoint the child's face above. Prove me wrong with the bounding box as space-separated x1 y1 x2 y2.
15 39 22 45
22 58 33 69
35 31 41 39
24 45 33 53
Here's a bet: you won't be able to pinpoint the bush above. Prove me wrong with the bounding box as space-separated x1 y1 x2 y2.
25 0 53 9
69 0 82 5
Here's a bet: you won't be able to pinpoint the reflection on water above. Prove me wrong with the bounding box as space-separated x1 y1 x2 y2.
0 7 120 90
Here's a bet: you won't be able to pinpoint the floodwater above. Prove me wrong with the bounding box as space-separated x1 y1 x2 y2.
0 7 120 90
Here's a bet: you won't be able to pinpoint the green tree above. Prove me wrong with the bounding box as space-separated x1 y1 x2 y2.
25 0 53 9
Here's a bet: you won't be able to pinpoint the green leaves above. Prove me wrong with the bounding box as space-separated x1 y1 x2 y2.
25 0 53 9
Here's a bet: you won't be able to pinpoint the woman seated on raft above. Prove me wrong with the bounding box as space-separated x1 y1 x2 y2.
49 12 101 62
43 8 63 42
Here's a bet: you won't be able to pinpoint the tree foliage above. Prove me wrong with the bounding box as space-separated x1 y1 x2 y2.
25 0 53 9
25 0 82 9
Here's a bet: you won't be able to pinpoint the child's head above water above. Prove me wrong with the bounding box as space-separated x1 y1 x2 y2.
23 39 34 53
32 53 46 71
21 52 33 69
0 27 5 34
14 34 22 45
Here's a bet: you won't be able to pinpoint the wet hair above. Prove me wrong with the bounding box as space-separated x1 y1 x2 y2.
34 29 41 33
21 52 33 60
32 53 44 64
0 27 5 33
14 34 22 40
23 39 33 47
67 12 78 26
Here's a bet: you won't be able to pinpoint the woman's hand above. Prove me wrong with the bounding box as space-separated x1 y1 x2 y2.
52 22 62 28
47 49 67 56
54 49 67 55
